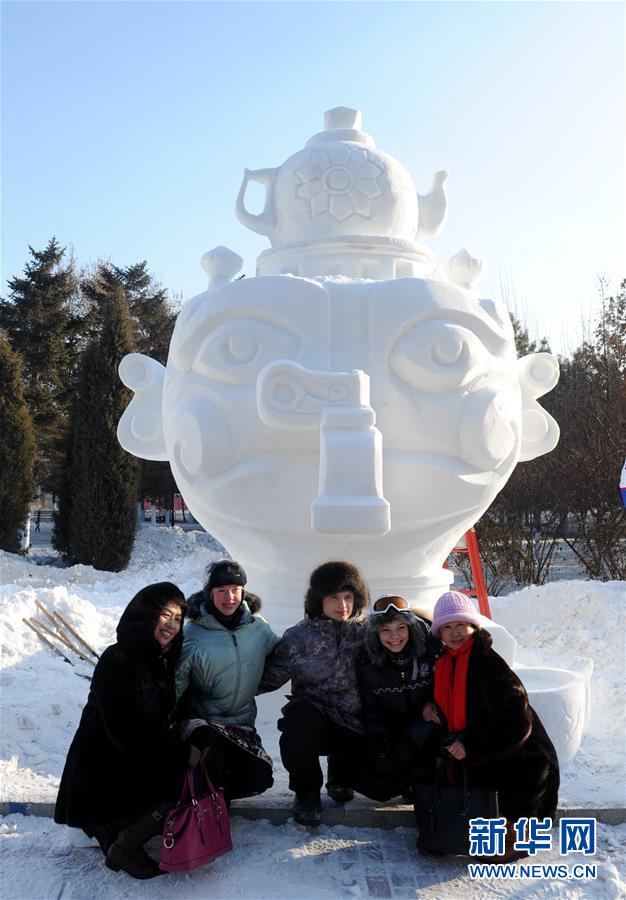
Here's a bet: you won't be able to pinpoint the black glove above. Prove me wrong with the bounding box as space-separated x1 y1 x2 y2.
407 719 441 750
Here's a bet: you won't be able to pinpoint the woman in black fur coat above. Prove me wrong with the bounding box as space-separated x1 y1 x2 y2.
423 590 560 858
356 596 443 801
54 582 192 880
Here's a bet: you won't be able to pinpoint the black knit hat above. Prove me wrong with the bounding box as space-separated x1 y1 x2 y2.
203 559 247 595
304 560 369 619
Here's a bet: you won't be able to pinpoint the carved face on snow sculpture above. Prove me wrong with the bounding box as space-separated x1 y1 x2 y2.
117 108 559 604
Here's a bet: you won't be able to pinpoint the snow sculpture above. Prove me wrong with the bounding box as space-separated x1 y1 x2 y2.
118 108 590 764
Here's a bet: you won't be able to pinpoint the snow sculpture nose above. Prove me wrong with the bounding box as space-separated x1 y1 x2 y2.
458 387 518 470
257 361 390 535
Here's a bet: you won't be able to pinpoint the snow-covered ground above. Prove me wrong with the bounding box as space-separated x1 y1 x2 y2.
1 526 625 898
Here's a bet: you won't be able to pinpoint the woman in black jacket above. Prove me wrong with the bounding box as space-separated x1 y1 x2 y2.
54 582 192 880
423 590 560 859
356 596 442 801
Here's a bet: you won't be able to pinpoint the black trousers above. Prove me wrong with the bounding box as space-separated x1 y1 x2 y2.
278 701 374 797
190 725 273 802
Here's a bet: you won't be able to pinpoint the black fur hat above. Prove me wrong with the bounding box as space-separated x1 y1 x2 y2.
203 559 247 596
304 560 369 619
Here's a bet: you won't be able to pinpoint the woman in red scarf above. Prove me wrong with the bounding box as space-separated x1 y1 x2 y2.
422 591 559 858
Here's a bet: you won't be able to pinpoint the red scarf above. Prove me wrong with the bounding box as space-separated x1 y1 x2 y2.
434 636 474 732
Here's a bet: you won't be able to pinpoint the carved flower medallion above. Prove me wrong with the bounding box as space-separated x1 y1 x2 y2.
295 144 383 222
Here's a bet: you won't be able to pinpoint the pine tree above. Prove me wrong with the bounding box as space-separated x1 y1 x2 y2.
468 316 560 591
58 283 139 570
0 332 35 552
120 260 179 363
471 281 626 588
80 261 180 506
51 421 74 558
81 261 177 362
0 239 80 494
554 278 626 578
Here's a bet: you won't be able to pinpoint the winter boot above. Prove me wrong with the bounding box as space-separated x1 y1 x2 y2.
326 754 354 804
500 820 529 861
325 780 354 804
293 793 322 827
89 824 119 856
105 808 165 879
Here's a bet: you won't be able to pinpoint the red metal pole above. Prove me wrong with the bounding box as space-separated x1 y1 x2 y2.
466 528 491 618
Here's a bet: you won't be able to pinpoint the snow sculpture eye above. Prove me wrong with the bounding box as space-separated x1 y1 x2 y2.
389 320 487 393
192 318 301 386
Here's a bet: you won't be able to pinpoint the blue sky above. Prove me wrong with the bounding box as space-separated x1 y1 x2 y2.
2 1 623 354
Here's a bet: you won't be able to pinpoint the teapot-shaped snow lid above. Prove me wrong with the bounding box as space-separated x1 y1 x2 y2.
304 106 376 148
235 107 448 280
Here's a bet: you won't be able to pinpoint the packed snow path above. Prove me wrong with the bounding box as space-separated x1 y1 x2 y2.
2 814 625 899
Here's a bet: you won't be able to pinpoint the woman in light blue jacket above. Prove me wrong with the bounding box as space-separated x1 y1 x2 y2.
176 560 279 802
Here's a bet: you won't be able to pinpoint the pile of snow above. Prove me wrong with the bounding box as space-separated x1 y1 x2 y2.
0 528 225 801
490 583 625 806
125 524 225 572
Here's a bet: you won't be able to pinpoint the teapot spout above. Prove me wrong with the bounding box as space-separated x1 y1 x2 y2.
416 170 449 240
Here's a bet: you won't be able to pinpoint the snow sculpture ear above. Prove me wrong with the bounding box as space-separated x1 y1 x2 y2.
117 353 168 461
517 352 560 461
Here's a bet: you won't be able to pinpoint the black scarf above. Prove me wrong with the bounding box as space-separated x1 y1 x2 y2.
204 596 245 631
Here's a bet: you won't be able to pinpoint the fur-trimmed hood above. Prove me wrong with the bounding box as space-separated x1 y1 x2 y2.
362 610 432 666
116 581 186 662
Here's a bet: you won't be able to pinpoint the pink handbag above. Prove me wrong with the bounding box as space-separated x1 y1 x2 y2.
159 759 232 873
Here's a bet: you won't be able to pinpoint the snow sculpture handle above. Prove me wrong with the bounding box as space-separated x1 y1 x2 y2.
235 167 279 242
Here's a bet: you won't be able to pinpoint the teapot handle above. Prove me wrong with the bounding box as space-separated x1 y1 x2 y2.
235 167 278 242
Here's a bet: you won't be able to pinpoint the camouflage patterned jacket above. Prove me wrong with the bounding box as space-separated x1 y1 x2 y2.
259 616 364 733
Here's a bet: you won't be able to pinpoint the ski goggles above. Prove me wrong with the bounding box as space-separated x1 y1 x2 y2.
371 596 412 616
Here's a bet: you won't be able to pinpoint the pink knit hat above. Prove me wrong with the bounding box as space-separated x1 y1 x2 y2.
431 591 481 637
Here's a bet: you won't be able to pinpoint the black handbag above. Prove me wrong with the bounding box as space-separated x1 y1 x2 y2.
412 759 499 855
